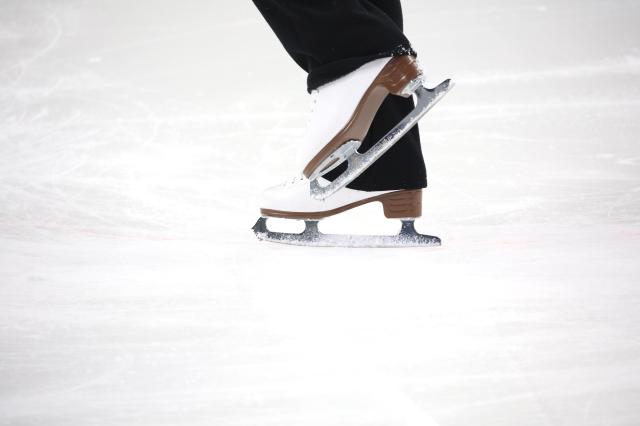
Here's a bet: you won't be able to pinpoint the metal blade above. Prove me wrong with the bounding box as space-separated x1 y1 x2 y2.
252 217 441 248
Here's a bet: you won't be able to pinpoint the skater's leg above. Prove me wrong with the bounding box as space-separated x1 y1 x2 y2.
252 0 416 92
252 0 427 191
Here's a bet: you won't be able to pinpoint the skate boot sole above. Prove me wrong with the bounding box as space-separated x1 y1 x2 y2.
260 189 422 220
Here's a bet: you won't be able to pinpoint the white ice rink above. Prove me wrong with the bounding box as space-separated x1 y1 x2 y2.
1 0 639 425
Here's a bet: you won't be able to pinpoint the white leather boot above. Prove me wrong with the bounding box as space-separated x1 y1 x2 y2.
261 55 425 220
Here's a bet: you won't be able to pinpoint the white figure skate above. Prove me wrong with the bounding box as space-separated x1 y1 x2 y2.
253 56 453 247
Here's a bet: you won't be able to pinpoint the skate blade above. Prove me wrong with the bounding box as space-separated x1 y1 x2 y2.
252 217 441 248
310 79 454 201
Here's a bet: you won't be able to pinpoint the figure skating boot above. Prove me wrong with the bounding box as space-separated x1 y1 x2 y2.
252 56 453 247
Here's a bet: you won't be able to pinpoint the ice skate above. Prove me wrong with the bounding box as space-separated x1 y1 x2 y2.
252 55 452 247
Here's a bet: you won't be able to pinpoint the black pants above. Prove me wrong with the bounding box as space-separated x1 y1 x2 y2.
253 0 427 191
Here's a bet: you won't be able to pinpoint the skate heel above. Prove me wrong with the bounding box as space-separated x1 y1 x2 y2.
379 189 422 219
380 55 424 98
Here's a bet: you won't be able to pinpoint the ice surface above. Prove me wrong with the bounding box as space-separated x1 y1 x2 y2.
1 0 640 425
